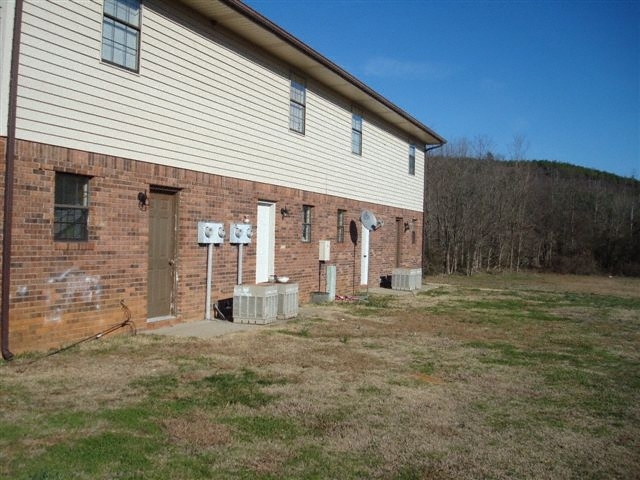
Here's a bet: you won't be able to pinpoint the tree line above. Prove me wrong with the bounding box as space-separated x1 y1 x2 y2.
423 139 640 276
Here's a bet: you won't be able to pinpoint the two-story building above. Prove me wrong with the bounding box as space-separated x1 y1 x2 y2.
0 0 445 356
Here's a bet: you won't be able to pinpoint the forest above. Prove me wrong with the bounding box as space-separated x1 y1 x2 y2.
423 138 640 276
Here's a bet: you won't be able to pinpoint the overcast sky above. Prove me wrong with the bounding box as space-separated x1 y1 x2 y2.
244 0 640 178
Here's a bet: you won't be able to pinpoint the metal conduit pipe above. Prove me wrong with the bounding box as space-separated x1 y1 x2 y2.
421 143 445 279
2 0 25 361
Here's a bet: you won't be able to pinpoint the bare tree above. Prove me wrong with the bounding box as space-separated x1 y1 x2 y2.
424 137 640 277
508 134 530 161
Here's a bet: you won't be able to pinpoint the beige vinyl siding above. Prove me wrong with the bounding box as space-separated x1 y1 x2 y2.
0 0 15 137
16 0 424 211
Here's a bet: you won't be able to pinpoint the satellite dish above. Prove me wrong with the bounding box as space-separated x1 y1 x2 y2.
360 210 383 231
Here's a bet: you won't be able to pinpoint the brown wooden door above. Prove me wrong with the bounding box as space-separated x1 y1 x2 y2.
148 191 176 318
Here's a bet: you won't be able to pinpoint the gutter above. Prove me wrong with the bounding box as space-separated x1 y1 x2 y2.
2 0 24 361
425 144 445 154
422 143 445 274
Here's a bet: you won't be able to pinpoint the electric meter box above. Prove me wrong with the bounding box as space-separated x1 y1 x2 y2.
319 240 331 261
197 222 225 244
229 223 253 244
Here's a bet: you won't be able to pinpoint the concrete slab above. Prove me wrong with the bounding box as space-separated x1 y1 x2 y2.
142 287 426 339
143 320 254 339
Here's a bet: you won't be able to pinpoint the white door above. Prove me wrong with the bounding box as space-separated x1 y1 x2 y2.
360 226 370 285
256 201 275 283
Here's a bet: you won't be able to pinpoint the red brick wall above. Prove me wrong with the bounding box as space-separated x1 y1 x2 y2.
1 140 423 353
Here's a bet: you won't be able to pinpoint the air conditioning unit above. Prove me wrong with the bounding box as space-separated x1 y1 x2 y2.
392 268 422 291
233 284 278 324
277 283 299 319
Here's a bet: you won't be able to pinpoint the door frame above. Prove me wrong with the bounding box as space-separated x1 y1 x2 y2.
147 187 179 321
360 225 370 285
256 201 275 283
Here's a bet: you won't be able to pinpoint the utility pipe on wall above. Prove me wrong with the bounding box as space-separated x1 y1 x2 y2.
421 142 445 291
237 243 244 285
2 0 25 361
205 243 213 321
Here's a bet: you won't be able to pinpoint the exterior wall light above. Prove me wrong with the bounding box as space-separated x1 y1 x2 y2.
404 219 416 232
138 191 148 210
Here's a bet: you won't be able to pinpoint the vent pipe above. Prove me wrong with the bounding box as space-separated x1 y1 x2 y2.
2 0 24 361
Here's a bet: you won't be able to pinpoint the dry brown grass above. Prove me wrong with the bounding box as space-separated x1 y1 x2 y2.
1 273 639 479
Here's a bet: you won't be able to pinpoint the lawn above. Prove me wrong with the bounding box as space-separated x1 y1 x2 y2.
1 273 639 479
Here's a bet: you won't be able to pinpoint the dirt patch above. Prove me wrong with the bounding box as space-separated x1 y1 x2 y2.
163 410 233 450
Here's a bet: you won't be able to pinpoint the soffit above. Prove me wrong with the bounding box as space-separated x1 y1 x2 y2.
177 0 446 146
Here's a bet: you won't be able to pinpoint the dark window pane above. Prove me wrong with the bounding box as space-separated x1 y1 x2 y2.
409 145 416 176
54 207 89 241
54 173 89 242
102 0 140 71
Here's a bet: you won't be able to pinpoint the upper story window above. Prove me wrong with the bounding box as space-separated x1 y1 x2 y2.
408 144 416 176
337 209 346 243
54 173 90 242
290 74 306 134
102 0 141 72
302 205 313 242
351 113 362 155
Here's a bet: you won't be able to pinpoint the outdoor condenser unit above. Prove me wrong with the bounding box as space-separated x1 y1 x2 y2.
391 268 422 291
277 283 299 319
233 284 278 324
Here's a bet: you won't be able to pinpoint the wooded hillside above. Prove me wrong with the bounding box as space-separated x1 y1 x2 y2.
424 143 640 276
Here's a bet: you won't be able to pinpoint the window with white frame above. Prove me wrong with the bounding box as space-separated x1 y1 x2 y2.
302 205 313 242
102 0 141 71
290 74 306 134
408 144 416 176
54 173 90 241
351 113 362 155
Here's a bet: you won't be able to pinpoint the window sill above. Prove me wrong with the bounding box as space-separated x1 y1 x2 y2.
54 242 96 251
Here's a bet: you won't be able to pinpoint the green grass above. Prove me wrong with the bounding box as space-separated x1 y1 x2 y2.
465 338 640 423
411 352 436 375
15 431 161 480
3 368 288 480
344 294 397 316
2 274 639 479
225 415 302 441
277 326 311 338
133 368 284 413
418 287 450 297
274 317 326 338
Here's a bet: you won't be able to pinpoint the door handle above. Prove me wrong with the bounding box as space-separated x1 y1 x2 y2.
168 259 175 266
